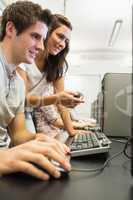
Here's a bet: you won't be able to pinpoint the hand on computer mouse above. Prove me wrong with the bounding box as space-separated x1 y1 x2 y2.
0 140 71 181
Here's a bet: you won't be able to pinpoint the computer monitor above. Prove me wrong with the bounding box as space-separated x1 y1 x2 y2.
131 136 133 176
101 73 132 137
131 73 133 176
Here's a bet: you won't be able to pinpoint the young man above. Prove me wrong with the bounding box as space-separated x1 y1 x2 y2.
0 1 71 180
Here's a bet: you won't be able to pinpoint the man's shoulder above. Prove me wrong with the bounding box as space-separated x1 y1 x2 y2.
0 60 6 85
16 72 25 86
0 59 4 72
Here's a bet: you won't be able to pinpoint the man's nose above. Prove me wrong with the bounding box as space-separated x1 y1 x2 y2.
36 39 44 51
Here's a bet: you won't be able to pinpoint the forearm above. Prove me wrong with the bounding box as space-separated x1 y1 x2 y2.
52 118 65 129
26 94 58 107
10 130 35 146
57 105 74 135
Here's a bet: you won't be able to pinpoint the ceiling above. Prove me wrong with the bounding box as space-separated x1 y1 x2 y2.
1 0 132 54
32 0 132 53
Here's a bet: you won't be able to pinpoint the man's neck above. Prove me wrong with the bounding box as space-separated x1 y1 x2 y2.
35 52 46 73
0 40 19 66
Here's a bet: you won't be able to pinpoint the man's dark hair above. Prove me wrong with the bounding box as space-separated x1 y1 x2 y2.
0 1 52 41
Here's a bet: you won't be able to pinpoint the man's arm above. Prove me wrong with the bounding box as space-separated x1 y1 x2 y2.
8 112 35 146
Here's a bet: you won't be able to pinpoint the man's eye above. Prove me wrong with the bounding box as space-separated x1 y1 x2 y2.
31 33 40 40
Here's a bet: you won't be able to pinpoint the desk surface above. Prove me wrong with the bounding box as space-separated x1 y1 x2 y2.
0 140 133 200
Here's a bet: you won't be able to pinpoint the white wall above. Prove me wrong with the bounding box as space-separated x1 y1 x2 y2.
65 74 101 119
67 51 132 77
64 51 132 119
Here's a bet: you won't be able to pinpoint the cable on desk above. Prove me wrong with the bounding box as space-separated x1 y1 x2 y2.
71 137 132 173
123 136 133 159
71 150 123 172
111 138 128 144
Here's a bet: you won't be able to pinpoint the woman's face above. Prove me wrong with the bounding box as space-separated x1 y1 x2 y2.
47 25 71 55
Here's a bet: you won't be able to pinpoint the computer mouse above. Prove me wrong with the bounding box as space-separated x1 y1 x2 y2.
51 160 70 178
54 165 70 178
32 161 69 179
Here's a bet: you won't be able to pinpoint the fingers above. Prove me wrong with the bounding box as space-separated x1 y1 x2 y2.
23 153 61 179
49 138 70 155
23 141 71 171
1 140 71 180
22 149 70 176
63 143 70 154
17 161 50 180
36 135 70 155
40 142 66 158
72 96 85 103
10 142 70 179
35 134 69 155
65 90 78 96
57 91 84 108
38 149 71 172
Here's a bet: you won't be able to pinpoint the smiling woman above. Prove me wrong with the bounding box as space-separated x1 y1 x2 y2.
47 24 71 56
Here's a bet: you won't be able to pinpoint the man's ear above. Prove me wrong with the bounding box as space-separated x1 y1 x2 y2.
5 21 16 38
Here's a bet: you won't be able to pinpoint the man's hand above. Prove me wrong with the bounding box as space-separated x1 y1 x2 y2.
35 133 70 155
0 140 71 180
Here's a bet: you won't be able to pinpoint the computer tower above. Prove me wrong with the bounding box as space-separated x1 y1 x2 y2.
97 92 104 127
101 73 132 137
131 135 133 176
91 99 98 122
131 73 133 176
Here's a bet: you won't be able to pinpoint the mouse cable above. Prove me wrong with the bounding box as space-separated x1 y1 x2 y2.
71 150 123 172
110 138 128 144
71 137 131 173
123 136 133 159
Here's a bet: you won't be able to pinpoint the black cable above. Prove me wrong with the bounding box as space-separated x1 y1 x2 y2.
111 138 128 144
123 136 133 159
71 150 123 172
71 138 131 173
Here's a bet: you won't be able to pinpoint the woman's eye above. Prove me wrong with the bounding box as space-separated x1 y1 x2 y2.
65 39 69 44
57 34 65 40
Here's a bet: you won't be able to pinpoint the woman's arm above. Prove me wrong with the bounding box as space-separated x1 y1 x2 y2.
17 67 83 108
54 77 77 136
17 67 58 105
52 117 64 129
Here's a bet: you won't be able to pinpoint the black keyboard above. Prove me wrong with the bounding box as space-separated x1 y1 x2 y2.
66 131 111 157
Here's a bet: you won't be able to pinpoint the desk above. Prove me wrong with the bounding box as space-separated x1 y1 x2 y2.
0 140 133 200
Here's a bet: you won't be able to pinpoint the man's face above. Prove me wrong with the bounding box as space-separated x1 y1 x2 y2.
12 21 48 64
